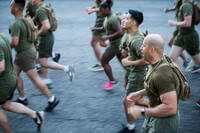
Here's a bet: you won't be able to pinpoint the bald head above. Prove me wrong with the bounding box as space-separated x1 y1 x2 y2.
144 34 164 55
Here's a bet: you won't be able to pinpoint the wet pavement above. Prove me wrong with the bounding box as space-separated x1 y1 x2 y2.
0 0 200 133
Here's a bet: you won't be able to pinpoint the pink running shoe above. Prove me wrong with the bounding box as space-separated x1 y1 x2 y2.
103 81 118 90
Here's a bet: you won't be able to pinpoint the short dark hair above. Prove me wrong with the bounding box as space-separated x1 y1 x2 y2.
100 0 113 10
14 0 25 10
128 9 143 25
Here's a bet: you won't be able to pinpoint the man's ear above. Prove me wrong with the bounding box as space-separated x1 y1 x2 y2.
131 20 136 26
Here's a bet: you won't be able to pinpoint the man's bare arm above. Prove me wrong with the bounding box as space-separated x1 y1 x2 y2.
145 91 178 117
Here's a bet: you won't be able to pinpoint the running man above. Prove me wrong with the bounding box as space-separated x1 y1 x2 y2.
120 10 148 132
168 0 200 72
128 34 180 133
164 0 190 67
86 0 109 71
0 32 44 133
26 0 61 63
92 0 123 90
31 0 75 85
9 0 59 112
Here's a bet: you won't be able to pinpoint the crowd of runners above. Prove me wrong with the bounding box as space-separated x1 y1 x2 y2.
0 0 200 132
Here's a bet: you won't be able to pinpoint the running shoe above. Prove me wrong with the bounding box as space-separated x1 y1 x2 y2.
34 111 45 133
15 98 28 105
117 124 136 133
42 78 53 85
45 97 60 112
66 65 75 82
183 59 191 68
52 53 61 63
88 64 104 71
103 81 119 90
196 100 200 108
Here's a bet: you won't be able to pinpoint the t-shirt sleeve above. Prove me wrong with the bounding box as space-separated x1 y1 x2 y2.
153 66 177 95
182 3 193 17
10 21 21 37
130 38 143 57
0 46 4 62
37 9 48 23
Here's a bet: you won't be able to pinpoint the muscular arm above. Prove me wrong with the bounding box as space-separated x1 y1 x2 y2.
175 15 192 27
145 91 178 117
86 6 100 14
38 19 50 36
164 7 176 13
127 89 147 102
10 36 19 48
169 15 192 28
122 57 149 67
106 25 123 40
91 27 105 32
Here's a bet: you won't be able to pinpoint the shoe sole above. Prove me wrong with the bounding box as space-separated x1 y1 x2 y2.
191 69 200 74
88 67 104 72
45 100 60 112
15 99 28 105
38 111 45 133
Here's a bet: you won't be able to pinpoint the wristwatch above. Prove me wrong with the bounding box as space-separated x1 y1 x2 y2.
141 107 146 115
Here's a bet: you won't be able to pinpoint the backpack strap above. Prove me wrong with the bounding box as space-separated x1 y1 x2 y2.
145 56 171 103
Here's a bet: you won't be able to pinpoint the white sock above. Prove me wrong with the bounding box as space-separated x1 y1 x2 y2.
48 96 55 103
52 52 56 58
43 78 52 85
126 123 136 130
19 97 26 101
64 65 69 72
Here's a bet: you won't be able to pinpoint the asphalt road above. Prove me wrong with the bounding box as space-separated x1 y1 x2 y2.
0 0 200 133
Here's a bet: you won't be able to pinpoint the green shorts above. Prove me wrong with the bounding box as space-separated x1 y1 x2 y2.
92 15 106 36
104 41 121 56
14 47 37 72
142 112 180 133
125 67 131 81
0 73 17 105
38 32 54 58
173 30 199 56
126 70 146 95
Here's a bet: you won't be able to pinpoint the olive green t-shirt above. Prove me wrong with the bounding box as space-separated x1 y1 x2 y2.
25 0 37 18
35 3 52 36
0 34 15 78
120 32 129 50
127 30 146 71
103 13 121 45
9 15 33 54
145 57 180 108
177 1 194 33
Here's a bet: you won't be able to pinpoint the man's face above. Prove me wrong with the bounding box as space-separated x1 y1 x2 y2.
100 7 109 16
31 0 40 6
10 0 16 15
124 14 134 30
141 39 153 62
121 13 128 30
